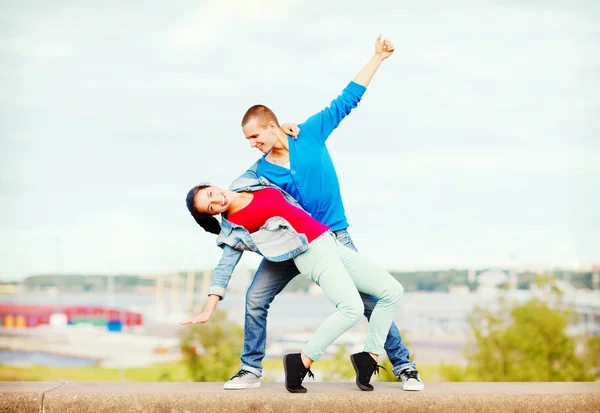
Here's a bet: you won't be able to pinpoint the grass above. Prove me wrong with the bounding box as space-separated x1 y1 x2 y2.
0 361 190 382
0 359 443 382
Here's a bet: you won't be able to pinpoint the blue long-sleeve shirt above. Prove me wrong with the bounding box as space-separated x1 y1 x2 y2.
208 81 366 299
255 81 366 231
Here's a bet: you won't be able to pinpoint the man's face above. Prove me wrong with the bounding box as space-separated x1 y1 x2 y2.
242 118 277 154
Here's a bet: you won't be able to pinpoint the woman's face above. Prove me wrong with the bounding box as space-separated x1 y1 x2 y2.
193 185 232 215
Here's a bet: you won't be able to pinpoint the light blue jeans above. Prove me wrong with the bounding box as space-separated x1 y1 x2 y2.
240 229 417 377
293 231 403 360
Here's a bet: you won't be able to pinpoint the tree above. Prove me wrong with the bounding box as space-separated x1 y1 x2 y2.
178 309 244 382
583 335 600 378
321 344 356 381
442 296 597 381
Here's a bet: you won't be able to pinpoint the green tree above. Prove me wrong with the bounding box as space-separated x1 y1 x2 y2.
178 309 243 381
583 335 600 378
442 297 596 381
321 344 355 381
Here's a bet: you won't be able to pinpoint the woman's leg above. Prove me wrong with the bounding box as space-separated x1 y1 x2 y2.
333 229 417 378
328 243 403 390
292 233 364 362
336 244 404 357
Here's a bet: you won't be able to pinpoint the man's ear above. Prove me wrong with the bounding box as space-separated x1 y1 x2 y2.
268 120 277 132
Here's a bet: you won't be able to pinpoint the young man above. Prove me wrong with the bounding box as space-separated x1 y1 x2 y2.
215 35 423 391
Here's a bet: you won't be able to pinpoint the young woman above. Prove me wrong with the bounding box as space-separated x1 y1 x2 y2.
180 176 404 393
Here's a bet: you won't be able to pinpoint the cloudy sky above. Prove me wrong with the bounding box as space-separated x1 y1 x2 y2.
1 1 599 280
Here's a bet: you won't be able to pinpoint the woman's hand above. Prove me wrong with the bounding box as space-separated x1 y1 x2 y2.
179 311 212 325
281 123 300 139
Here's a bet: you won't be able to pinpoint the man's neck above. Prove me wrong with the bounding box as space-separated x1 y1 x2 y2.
266 130 290 163
266 147 289 165
272 129 289 152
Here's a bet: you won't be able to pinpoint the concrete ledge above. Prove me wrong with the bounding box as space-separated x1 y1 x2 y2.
0 382 64 413
1 382 598 413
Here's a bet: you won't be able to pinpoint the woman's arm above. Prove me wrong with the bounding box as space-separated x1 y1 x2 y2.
179 244 242 325
179 294 220 324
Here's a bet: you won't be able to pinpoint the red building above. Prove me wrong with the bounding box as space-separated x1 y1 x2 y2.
0 304 143 329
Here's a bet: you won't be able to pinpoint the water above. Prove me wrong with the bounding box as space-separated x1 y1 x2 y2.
0 350 97 367
3 290 584 366
0 290 531 333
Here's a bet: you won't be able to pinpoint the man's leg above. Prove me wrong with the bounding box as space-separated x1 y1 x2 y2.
333 229 421 387
239 258 299 376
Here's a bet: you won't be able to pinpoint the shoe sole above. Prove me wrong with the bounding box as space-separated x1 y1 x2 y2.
283 354 307 393
223 382 261 390
350 355 374 391
403 384 424 391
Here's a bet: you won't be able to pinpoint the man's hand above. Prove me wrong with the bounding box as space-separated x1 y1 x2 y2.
179 311 212 325
281 123 300 139
354 34 395 87
375 34 395 61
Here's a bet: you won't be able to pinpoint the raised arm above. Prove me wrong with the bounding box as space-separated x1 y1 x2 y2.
353 34 395 87
300 34 395 143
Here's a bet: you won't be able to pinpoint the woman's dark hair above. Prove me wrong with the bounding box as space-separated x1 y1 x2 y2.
185 185 222 235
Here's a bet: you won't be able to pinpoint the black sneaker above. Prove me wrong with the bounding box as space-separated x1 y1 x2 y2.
283 353 314 393
350 352 386 391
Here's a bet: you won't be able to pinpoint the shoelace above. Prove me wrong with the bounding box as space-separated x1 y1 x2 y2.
301 368 315 382
362 364 386 381
373 364 387 376
230 370 252 380
400 369 420 380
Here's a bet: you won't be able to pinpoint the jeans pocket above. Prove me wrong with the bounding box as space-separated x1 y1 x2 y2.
336 233 348 245
334 230 357 251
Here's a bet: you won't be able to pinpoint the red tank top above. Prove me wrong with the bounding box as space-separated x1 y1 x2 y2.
227 188 329 243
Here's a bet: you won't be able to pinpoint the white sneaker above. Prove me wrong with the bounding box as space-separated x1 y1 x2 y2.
223 369 261 390
223 370 260 390
399 368 424 391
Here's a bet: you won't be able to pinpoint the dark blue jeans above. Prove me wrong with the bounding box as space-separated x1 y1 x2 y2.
240 229 416 377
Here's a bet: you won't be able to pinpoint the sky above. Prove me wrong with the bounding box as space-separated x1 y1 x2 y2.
1 1 599 280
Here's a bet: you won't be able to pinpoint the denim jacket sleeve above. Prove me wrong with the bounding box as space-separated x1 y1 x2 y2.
208 244 243 300
229 161 260 191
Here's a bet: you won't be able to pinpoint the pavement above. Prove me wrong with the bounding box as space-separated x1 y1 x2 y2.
1 381 598 413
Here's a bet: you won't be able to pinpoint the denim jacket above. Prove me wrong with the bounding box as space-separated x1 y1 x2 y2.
208 172 312 299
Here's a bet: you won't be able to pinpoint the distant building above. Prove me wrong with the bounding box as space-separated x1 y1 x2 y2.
0 283 17 294
476 269 509 295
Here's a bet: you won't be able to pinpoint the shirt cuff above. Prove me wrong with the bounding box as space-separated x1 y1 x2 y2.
347 80 367 96
208 286 225 301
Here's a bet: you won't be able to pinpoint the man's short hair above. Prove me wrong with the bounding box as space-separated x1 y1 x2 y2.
242 104 280 128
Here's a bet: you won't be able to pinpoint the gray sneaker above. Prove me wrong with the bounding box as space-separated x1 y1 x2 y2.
399 368 424 391
223 369 260 390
